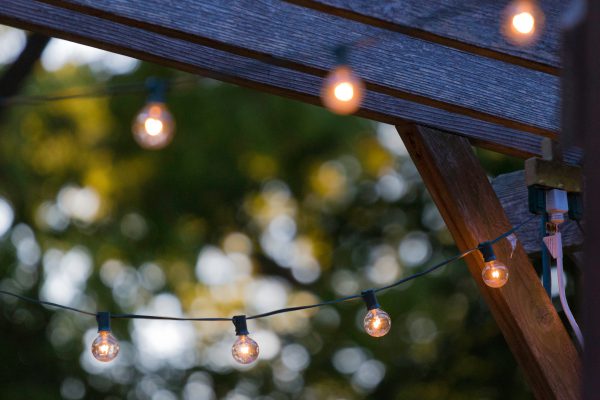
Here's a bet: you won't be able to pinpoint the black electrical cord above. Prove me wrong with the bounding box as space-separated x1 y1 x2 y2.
575 219 585 235
0 290 96 316
0 76 201 107
0 215 535 322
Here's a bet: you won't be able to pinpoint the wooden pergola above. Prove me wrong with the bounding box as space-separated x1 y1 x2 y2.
1 1 597 398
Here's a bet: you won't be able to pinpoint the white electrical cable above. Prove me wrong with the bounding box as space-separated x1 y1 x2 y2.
553 233 584 347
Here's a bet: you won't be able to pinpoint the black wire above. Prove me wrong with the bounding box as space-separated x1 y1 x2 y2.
575 219 585 235
489 214 537 245
247 293 361 320
0 290 96 316
374 248 477 293
0 218 532 323
111 313 231 322
0 76 201 107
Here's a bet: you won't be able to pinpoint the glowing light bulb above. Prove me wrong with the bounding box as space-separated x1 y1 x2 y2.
478 242 509 288
321 65 364 115
512 11 535 34
360 289 391 337
232 334 260 364
502 0 543 45
144 118 164 136
231 315 259 364
91 330 120 362
91 312 119 362
363 308 392 337
482 259 509 288
132 102 175 149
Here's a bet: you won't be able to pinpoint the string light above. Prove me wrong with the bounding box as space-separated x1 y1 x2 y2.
0 216 533 365
478 242 509 288
502 0 544 45
91 312 120 362
231 315 260 364
361 290 391 337
321 46 364 115
132 79 175 150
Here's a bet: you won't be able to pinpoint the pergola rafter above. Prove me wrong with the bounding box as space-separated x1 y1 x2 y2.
0 0 583 164
0 1 589 399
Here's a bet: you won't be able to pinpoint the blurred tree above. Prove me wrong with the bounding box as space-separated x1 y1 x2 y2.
0 32 49 120
0 29 530 400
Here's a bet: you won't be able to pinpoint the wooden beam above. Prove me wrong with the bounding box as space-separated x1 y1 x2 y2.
286 0 565 73
492 170 583 255
397 124 581 399
0 0 582 163
33 0 561 137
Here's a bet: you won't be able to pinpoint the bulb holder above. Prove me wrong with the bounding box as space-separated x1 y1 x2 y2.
478 242 497 263
361 289 380 311
96 312 111 332
333 45 349 65
232 315 249 336
145 78 167 103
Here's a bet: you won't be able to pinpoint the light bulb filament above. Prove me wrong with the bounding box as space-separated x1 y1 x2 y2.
372 316 381 329
512 11 535 34
334 82 354 102
144 118 164 136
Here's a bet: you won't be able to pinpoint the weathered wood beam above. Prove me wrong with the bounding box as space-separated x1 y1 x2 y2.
492 170 583 255
0 0 581 163
286 0 565 73
34 0 561 138
397 124 581 399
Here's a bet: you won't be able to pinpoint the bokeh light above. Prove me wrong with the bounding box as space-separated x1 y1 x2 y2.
502 0 544 45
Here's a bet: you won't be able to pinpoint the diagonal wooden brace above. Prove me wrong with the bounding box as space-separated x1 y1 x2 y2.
397 124 581 400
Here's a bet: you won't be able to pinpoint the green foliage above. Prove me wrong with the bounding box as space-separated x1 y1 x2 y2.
0 60 529 399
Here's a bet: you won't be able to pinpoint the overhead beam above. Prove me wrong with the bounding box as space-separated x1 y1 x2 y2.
286 0 565 73
33 0 561 138
0 0 581 163
492 170 583 255
398 124 581 399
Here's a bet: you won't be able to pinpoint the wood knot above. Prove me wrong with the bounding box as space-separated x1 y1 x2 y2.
534 306 555 327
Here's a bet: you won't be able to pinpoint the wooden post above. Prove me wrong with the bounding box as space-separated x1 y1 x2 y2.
397 124 581 399
561 0 600 397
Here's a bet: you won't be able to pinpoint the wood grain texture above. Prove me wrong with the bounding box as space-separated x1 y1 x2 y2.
35 0 561 137
492 170 583 255
398 124 581 399
286 0 565 73
0 0 580 163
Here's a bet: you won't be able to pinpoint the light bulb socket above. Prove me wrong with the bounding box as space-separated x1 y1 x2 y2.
478 242 497 263
146 77 167 103
232 315 249 336
333 45 350 65
96 312 111 332
361 289 380 311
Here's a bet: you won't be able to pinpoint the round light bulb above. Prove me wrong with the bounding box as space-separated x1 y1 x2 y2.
363 308 391 337
91 330 120 362
482 259 509 288
512 11 535 34
231 335 259 364
132 102 175 149
502 0 543 45
321 65 364 115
